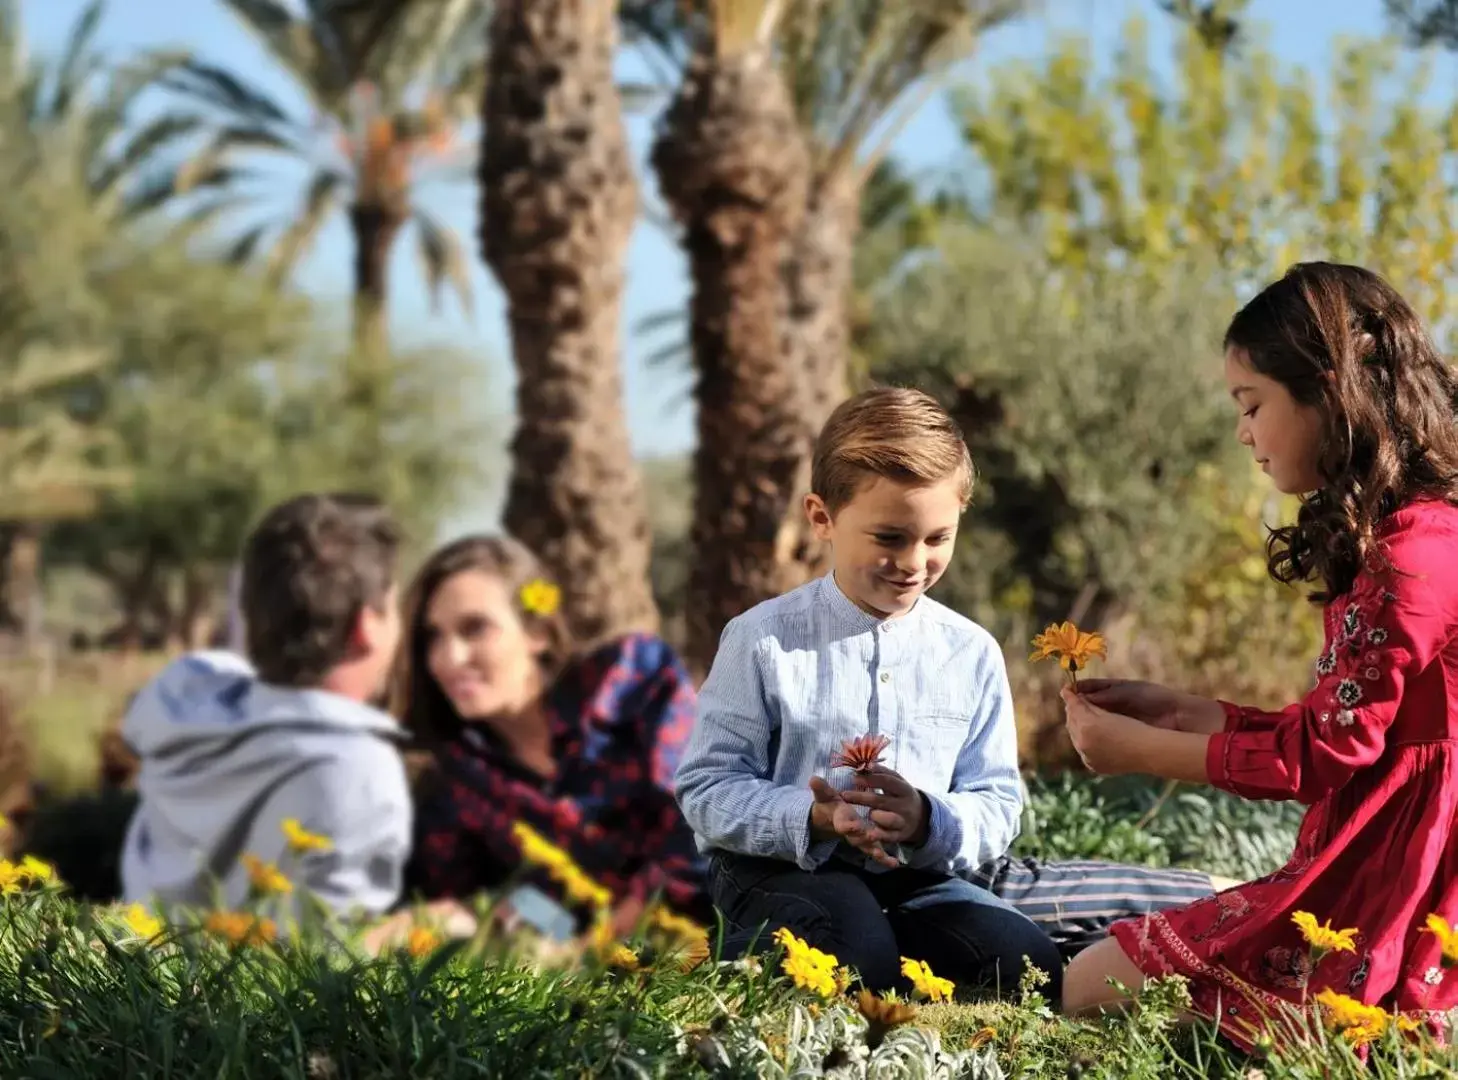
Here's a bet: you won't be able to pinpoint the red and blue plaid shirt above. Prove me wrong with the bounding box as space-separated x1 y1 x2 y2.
406 633 710 922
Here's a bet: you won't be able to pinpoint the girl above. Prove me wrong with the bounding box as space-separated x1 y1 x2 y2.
1060 262 1458 1046
390 536 711 935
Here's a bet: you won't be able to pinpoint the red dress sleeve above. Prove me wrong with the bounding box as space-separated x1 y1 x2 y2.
1217 700 1303 734
1207 510 1458 804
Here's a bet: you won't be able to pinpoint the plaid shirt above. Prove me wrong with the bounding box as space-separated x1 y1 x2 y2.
406 633 710 921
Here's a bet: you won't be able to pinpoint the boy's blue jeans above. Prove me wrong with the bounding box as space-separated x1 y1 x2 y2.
710 851 1064 1007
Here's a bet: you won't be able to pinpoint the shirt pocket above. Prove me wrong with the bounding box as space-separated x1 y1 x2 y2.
897 712 971 795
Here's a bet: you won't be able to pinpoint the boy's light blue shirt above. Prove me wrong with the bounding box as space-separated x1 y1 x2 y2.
675 573 1022 875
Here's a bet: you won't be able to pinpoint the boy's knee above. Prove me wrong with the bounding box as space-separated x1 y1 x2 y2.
947 909 1065 1005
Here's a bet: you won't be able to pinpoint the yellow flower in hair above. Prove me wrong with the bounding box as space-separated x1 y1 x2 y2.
519 578 561 617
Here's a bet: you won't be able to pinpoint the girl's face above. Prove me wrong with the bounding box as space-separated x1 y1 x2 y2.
1225 346 1327 495
423 570 546 721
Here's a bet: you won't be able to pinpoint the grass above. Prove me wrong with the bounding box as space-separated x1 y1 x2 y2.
0 881 1451 1079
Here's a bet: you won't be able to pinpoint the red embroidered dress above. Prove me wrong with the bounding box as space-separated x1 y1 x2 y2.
1111 500 1458 1047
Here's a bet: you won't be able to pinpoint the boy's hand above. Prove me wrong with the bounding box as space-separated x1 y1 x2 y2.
808 776 899 869
1061 687 1148 774
839 766 929 847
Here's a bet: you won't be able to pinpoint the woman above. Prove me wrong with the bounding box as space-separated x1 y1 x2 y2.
392 536 708 936
393 534 1225 952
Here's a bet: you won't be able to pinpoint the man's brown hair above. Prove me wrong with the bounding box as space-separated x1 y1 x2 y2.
811 386 974 513
240 493 402 687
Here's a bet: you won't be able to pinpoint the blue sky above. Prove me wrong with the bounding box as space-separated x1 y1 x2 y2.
19 0 1451 532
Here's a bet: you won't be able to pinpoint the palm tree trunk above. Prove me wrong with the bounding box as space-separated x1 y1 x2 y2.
350 202 406 356
773 172 864 594
347 201 406 473
481 0 660 649
653 43 810 675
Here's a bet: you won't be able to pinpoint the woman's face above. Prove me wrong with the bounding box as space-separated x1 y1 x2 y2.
423 570 546 721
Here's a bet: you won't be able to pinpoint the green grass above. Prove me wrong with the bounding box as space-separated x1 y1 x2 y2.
0 886 1450 1079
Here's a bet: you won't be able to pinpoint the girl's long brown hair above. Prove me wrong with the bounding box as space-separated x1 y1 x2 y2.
1225 262 1458 601
388 535 573 748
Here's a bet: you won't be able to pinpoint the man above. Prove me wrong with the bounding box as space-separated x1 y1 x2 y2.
120 493 412 920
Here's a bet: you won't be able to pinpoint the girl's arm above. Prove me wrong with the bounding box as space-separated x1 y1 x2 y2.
1208 524 1455 804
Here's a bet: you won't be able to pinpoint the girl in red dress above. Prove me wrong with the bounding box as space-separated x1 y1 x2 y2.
1059 262 1458 1047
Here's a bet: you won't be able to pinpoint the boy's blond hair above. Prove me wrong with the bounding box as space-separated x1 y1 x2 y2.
811 387 974 514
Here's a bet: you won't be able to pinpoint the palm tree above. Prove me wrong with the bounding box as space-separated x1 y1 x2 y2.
0 0 198 641
479 0 661 649
627 0 1027 663
649 0 813 673
152 0 488 356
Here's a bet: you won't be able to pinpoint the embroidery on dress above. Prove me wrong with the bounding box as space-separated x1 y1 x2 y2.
1192 891 1255 943
1310 570 1400 737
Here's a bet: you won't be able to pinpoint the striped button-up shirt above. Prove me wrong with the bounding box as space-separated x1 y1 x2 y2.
675 573 1022 876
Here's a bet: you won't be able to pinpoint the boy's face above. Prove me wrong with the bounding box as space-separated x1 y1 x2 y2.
805 473 964 619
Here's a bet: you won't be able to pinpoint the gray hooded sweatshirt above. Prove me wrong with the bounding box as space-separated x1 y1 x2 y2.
120 650 412 919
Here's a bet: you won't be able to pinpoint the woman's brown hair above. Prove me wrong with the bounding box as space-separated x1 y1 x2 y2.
1224 262 1458 600
388 535 573 747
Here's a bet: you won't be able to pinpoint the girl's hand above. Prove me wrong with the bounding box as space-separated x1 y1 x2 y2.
1076 678 1225 735
1061 687 1151 775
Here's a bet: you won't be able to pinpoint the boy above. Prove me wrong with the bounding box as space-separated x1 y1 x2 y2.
120 493 412 920
676 387 1063 1002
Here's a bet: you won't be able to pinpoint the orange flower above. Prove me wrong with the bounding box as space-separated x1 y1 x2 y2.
856 989 917 1048
830 734 890 773
406 927 441 958
1031 621 1107 684
204 911 277 947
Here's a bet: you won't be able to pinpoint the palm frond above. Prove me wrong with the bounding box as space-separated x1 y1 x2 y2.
161 60 294 127
414 207 473 317
266 167 350 283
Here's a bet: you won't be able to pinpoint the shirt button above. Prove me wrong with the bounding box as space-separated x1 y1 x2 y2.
879 671 891 683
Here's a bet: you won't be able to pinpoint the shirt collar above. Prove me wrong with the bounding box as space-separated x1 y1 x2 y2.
817 572 923 632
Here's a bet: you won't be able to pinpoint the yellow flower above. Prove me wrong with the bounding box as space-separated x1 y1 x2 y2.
519 579 561 617
281 818 333 854
0 860 25 893
782 949 838 998
406 927 441 958
1396 1014 1424 1035
0 855 56 894
774 928 840 998
1030 621 1107 674
588 912 616 954
901 956 956 1003
204 911 277 946
1315 989 1389 1042
648 905 708 942
510 821 612 910
1426 913 1458 967
608 945 641 971
19 856 54 884
677 936 712 972
122 903 163 941
241 854 293 896
1291 911 1358 959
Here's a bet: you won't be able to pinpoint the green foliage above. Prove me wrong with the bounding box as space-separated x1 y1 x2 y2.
870 230 1243 634
1017 773 1303 883
0 886 1453 1077
952 12 1458 330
